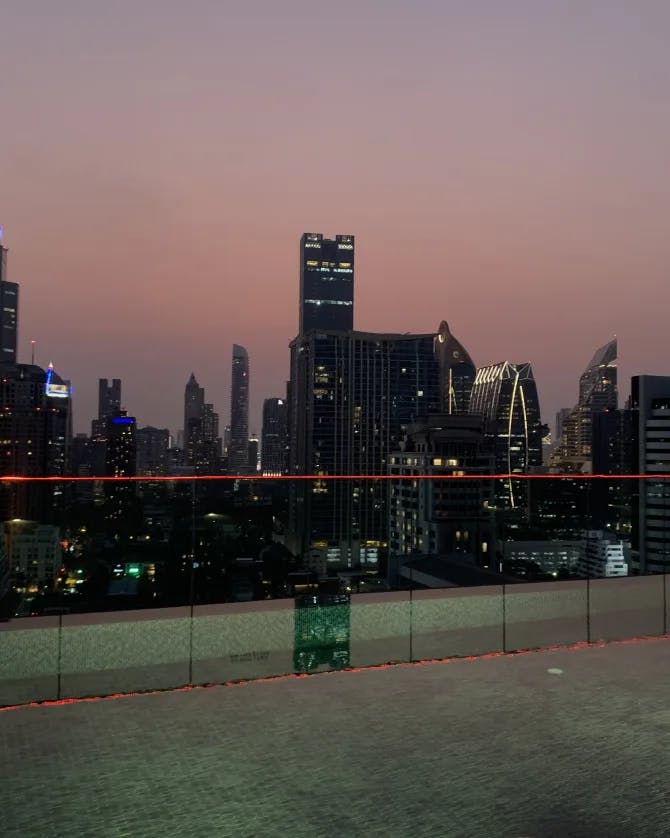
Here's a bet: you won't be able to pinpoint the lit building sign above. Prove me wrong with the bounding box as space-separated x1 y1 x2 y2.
112 417 135 425
45 367 71 398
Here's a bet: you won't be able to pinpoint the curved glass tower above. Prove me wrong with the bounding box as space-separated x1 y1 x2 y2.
433 320 476 414
469 361 543 510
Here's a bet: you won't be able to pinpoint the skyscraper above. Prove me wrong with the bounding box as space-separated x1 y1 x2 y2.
136 426 170 476
0 240 19 365
629 375 670 573
261 397 288 475
469 362 544 512
229 344 250 475
299 233 354 334
552 338 617 471
0 362 71 521
288 322 471 566
105 409 137 523
183 373 204 450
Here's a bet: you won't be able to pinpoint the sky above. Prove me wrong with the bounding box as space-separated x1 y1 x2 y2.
1 0 669 437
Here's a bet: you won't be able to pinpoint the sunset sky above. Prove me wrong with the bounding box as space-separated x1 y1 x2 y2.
1 0 669 437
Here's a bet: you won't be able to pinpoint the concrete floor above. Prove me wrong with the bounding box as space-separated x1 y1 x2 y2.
3 638 670 838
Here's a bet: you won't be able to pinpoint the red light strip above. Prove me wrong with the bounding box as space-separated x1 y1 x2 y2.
1 633 667 714
0 474 667 482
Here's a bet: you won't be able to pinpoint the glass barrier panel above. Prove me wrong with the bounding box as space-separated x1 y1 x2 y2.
0 615 61 706
191 600 294 684
504 579 588 652
348 592 411 668
588 575 665 643
58 607 191 699
410 585 504 660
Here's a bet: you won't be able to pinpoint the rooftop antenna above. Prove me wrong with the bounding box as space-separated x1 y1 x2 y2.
31 341 36 365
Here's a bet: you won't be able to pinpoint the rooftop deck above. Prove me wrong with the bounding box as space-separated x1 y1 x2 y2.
4 636 670 838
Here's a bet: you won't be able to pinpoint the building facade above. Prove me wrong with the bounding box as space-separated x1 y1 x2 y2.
0 243 18 365
552 338 618 471
630 375 670 573
0 363 71 521
261 397 288 475
288 323 474 567
228 345 250 475
469 361 544 513
299 233 354 334
136 426 170 476
389 414 494 562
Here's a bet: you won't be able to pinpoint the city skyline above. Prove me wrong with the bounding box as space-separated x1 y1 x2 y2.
2 1 670 434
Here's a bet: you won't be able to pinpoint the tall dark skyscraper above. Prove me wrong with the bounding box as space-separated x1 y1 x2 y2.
261 397 288 475
105 409 137 523
299 233 354 334
0 362 71 521
92 378 121 437
229 344 250 475
288 321 472 566
552 338 617 471
0 240 19 365
629 375 670 573
469 362 544 513
136 426 170 476
183 373 204 449
182 375 221 472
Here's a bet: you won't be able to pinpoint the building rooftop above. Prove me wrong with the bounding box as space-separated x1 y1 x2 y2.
3 637 670 837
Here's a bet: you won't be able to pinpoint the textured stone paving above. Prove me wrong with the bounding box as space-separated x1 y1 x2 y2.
3 638 670 838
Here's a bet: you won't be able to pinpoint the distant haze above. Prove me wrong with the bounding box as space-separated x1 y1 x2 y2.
1 0 669 436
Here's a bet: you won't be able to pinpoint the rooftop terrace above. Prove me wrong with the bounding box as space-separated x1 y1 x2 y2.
4 637 670 837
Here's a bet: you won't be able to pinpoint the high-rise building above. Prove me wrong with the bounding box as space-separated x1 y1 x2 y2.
629 375 670 573
92 378 121 437
0 241 19 365
261 397 288 475
136 426 170 476
105 409 137 522
288 322 472 566
183 373 204 449
247 436 259 474
228 345 250 475
552 339 617 471
299 233 354 334
389 414 495 561
0 362 71 521
469 362 544 513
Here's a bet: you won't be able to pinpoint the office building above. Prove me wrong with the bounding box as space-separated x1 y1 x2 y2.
7 523 62 593
288 322 473 566
299 233 354 334
552 338 617 471
183 373 204 450
93 378 121 433
136 426 170 476
389 414 494 562
247 436 259 474
575 531 627 578
469 362 544 513
261 397 288 474
630 375 670 573
228 344 250 474
105 410 137 522
0 241 18 365
0 362 71 521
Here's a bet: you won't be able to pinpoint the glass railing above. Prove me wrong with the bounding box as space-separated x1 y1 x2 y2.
1 475 667 706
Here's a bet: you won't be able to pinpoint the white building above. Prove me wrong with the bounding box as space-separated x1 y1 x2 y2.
10 525 62 592
576 531 627 578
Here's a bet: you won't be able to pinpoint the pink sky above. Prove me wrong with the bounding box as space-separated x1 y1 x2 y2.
1 0 669 436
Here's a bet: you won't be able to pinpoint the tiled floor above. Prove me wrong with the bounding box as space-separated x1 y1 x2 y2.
3 638 670 837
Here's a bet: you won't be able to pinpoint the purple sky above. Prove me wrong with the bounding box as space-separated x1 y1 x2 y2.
1 0 669 437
